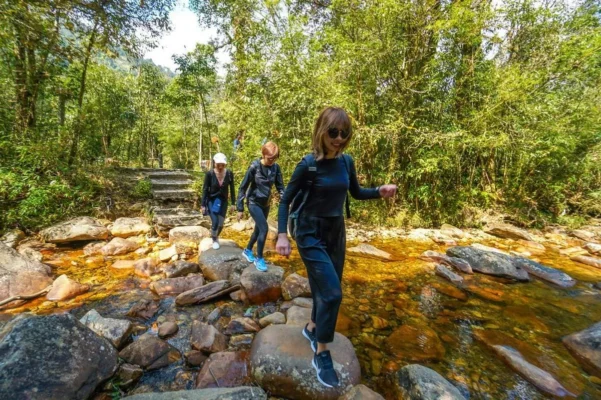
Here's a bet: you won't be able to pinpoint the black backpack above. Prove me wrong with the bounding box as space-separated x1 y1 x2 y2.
288 154 351 240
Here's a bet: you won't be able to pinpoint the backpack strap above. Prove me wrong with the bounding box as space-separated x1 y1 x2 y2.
341 154 351 219
296 155 317 215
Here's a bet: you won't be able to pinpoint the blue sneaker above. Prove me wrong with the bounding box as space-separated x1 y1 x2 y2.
242 248 256 263
254 257 268 272
302 323 317 352
312 350 339 388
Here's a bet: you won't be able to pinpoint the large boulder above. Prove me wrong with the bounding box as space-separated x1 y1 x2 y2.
40 216 110 243
0 313 118 399
150 275 205 296
0 242 53 307
196 351 251 388
563 321 601 378
46 274 89 301
119 333 180 370
250 325 361 400
101 237 140 256
282 273 312 300
446 246 530 281
485 223 533 241
393 364 465 400
199 240 247 282
110 217 151 238
123 387 267 400
79 309 133 349
240 264 285 304
170 226 211 246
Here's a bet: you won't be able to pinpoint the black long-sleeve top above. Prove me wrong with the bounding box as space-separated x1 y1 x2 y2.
277 154 380 233
237 160 285 211
201 169 235 206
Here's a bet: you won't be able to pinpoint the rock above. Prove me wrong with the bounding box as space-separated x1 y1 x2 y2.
431 236 457 246
79 309 132 349
585 243 601 255
512 257 576 288
83 241 107 256
164 260 200 278
570 230 596 242
150 275 205 296
0 242 53 307
446 246 530 281
372 316 389 330
267 223 278 241
199 237 239 252
232 219 255 232
430 282 468 301
471 243 509 254
185 350 208 367
240 264 284 304
393 364 465 400
441 224 465 239
230 289 247 302
339 384 385 400
406 229 434 242
110 259 136 270
115 363 143 389
386 324 445 362
225 317 261 334
46 274 89 301
132 257 159 277
259 312 286 328
191 321 229 354
347 243 392 261
124 387 267 400
559 247 589 256
176 280 231 306
434 265 464 285
100 237 140 256
1 229 25 248
491 345 574 397
517 239 546 252
18 246 43 262
286 305 312 327
282 273 312 300
0 313 118 399
250 325 361 400
170 226 210 246
158 322 179 338
159 245 178 262
127 299 160 320
485 223 533 241
40 216 110 243
110 217 151 238
119 333 180 370
293 297 314 308
230 334 254 347
196 351 251 388
135 247 151 256
199 241 247 282
563 321 601 378
570 255 601 269
420 250 472 274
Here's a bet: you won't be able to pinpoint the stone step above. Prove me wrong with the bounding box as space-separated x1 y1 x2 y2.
151 180 194 190
153 189 196 201
152 208 207 230
148 171 193 180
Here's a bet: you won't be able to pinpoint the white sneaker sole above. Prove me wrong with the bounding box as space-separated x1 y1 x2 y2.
311 357 334 388
242 251 254 263
302 328 317 352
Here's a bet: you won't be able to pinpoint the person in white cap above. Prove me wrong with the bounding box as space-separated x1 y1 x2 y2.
201 153 236 249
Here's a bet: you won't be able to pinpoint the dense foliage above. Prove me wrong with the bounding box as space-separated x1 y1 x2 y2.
1 0 600 232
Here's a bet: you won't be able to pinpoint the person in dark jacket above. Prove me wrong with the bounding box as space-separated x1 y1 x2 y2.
237 141 285 272
201 152 236 250
276 107 397 388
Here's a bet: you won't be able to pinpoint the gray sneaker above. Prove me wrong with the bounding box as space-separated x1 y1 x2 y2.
302 323 317 352
312 350 339 388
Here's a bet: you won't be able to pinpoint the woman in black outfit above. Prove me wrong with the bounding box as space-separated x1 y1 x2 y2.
236 141 285 272
276 107 397 388
201 152 236 250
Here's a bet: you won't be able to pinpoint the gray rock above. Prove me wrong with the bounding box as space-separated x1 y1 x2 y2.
485 223 533 241
1 229 25 248
563 321 601 378
282 272 312 300
339 384 385 399
40 216 110 243
190 321 228 354
83 241 107 256
46 274 89 301
119 333 180 370
259 312 286 327
150 275 205 296
286 305 312 327
169 226 210 245
199 241 247 282
420 250 473 274
80 309 132 349
115 363 143 389
158 321 179 338
512 257 575 288
446 246 530 281
111 217 151 238
570 255 601 269
347 243 392 261
123 387 267 400
394 364 465 400
133 258 159 278
434 265 464 285
0 313 118 399
175 280 230 306
585 243 601 255
240 264 284 304
164 260 200 278
0 242 53 307
18 246 43 262
101 237 140 256
292 297 314 308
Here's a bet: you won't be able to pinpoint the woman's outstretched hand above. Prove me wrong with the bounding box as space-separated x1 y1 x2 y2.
379 184 397 198
276 233 291 258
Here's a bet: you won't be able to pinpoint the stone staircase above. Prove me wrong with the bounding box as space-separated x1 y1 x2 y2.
148 170 196 201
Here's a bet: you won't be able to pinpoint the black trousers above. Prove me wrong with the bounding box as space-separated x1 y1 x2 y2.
296 215 345 343
208 198 228 239
247 203 270 259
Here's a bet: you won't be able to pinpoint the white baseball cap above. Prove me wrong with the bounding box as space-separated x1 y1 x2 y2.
213 153 227 164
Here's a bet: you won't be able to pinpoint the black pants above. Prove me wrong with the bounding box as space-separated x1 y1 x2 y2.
208 198 228 239
247 203 270 259
296 215 345 343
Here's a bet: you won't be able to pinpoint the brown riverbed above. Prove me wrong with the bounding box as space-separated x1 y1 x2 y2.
2 228 601 399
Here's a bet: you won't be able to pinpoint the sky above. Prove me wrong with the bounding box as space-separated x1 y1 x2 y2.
143 1 230 75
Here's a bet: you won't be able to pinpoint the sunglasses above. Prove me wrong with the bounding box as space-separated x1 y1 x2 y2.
327 127 350 140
